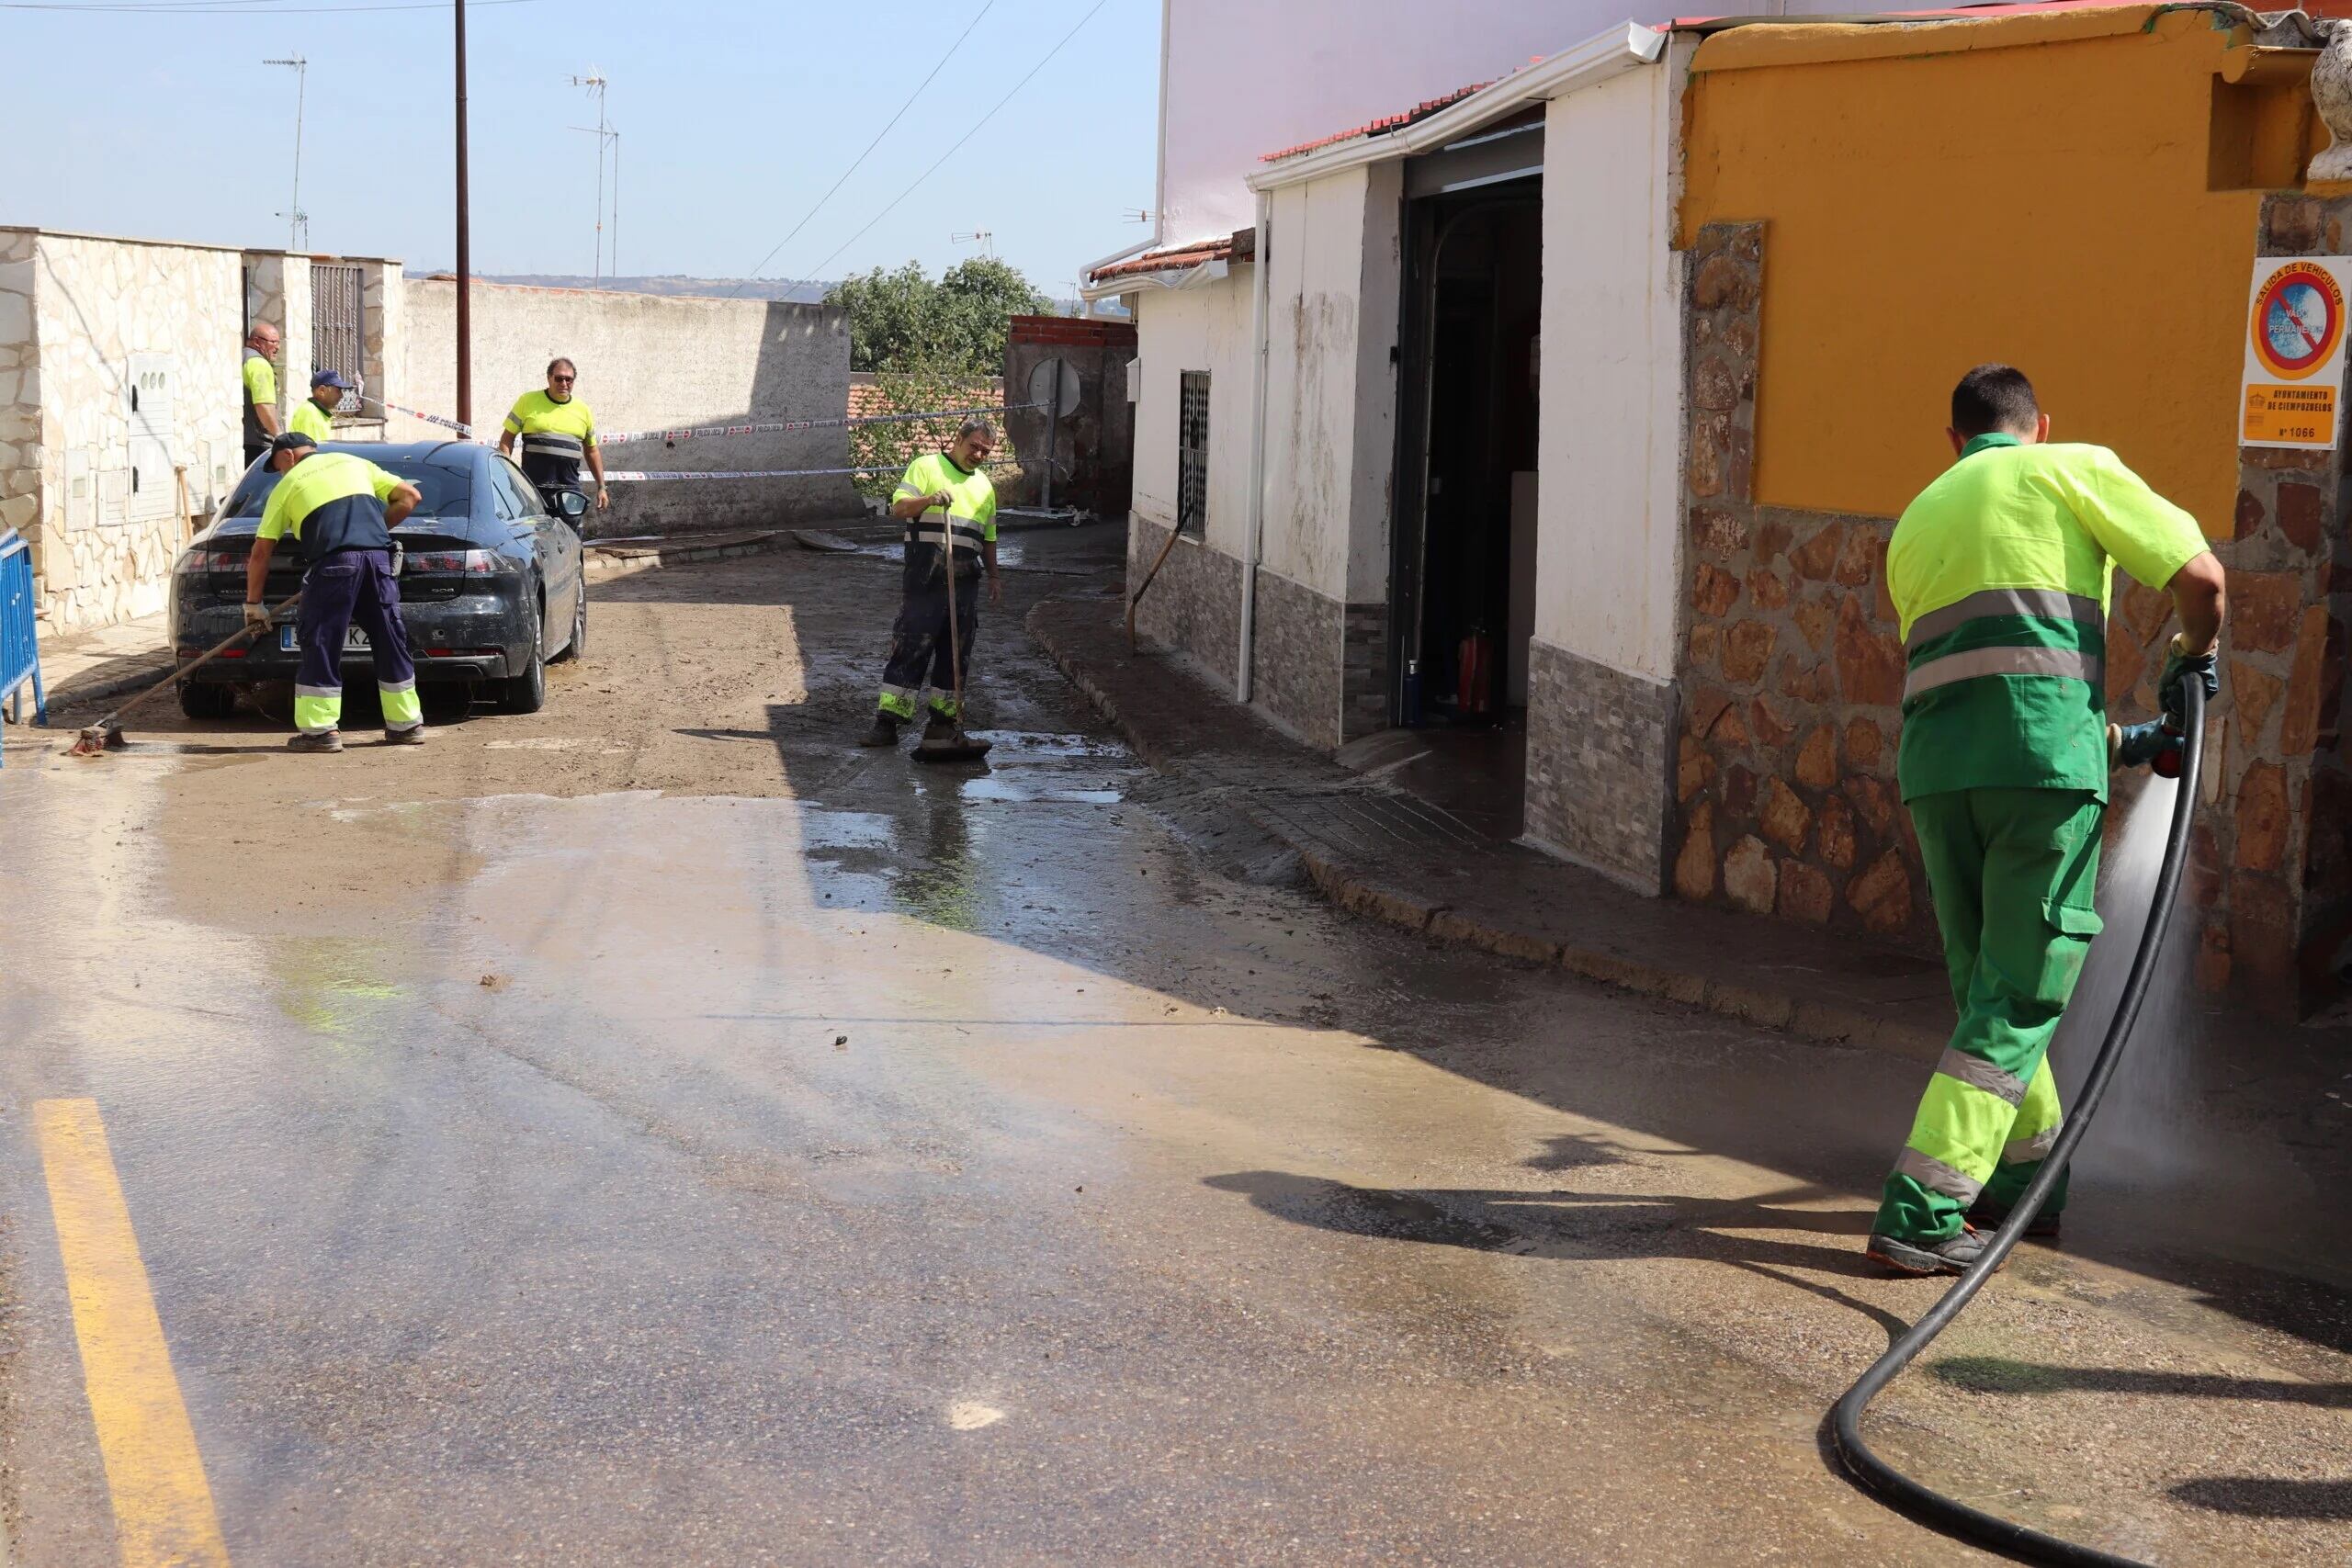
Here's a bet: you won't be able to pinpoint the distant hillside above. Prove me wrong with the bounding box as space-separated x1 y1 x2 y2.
405 270 833 303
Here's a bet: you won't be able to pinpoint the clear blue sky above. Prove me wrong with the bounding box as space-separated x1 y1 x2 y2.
0 0 1159 292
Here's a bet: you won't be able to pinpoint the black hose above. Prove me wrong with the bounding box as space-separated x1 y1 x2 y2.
1830 680 2206 1567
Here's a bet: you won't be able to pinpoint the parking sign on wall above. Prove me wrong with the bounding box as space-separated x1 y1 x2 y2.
2242 256 2352 448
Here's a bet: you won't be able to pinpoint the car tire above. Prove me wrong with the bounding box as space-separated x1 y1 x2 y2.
177 681 237 720
553 580 586 664
502 598 548 715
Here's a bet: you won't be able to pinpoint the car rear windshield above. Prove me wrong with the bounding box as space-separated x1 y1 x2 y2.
223 451 472 524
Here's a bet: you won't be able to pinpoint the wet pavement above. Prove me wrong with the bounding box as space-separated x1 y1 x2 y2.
0 525 2346 1564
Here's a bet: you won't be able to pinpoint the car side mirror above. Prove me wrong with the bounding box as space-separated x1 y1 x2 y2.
552 489 591 523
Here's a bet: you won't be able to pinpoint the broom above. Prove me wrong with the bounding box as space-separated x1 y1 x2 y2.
67 593 298 756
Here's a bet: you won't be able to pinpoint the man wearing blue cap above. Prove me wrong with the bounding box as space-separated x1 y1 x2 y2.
290 369 350 442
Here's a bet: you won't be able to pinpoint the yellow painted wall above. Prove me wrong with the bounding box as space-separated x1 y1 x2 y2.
1680 8 2273 535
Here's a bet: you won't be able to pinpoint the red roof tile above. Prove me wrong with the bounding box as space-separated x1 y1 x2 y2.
1260 81 1495 164
1090 234 1240 283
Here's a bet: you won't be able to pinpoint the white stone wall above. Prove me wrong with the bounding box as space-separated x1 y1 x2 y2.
0 230 39 544
23 231 244 632
402 276 859 536
242 251 311 425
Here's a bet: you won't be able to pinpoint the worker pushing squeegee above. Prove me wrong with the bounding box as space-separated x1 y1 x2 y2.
859 418 1003 761
1866 364 2226 1276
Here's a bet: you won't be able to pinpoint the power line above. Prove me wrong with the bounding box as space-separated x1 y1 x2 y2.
729 0 997 298
792 0 1114 290
3 0 537 12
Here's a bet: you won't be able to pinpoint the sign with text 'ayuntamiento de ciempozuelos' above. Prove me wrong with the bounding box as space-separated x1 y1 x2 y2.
2242 256 2352 448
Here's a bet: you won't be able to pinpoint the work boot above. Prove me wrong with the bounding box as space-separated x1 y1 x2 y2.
857 713 901 748
288 729 345 754
1966 1201 2062 1240
1865 1224 2007 1277
922 710 957 744
384 726 428 747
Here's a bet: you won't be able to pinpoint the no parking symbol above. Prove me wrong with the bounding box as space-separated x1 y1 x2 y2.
2242 256 2352 447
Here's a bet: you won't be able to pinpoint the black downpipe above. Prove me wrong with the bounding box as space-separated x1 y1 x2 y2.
1831 681 2207 1568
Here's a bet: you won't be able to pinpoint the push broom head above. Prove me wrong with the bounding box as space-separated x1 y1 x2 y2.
66 720 127 757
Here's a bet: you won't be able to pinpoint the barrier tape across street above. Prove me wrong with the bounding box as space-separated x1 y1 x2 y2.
362 395 1040 448
605 460 1023 483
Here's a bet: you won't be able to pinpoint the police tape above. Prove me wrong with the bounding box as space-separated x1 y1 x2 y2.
362 395 1041 446
604 459 1024 483
601 401 1044 446
362 397 479 437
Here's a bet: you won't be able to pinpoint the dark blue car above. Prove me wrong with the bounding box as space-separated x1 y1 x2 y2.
169 441 588 719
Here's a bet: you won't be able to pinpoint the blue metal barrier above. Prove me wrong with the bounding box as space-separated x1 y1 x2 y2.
1 528 46 761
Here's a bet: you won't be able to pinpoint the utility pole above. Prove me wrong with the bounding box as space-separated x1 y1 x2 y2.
455 0 472 428
263 56 310 251
568 73 616 287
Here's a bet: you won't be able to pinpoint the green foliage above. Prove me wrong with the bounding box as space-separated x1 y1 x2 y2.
827 256 1054 376
848 368 1010 501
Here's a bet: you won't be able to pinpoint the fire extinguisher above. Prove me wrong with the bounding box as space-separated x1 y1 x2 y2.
1458 624 1494 717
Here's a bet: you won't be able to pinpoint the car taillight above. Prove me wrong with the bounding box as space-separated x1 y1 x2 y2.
184 548 243 572
405 548 497 575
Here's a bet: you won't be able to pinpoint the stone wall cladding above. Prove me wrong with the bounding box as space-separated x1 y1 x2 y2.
1340 601 1388 741
1673 221 1934 948
27 231 245 632
1524 637 1678 890
1249 565 1345 750
1128 513 1242 684
2209 195 2352 1017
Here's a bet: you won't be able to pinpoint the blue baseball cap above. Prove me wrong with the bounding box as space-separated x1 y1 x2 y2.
311 367 351 390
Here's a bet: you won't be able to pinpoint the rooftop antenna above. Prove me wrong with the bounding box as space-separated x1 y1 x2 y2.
263 56 310 251
567 72 616 286
951 230 995 257
1120 209 1153 225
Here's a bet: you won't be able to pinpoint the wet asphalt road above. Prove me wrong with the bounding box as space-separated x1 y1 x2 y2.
0 525 2346 1565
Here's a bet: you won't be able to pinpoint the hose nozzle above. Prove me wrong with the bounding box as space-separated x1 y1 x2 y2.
2110 716 2186 777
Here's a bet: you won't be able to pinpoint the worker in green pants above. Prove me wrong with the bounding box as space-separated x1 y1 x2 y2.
1868 365 2226 1276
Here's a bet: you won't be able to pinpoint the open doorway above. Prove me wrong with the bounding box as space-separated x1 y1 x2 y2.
1386 170 1541 835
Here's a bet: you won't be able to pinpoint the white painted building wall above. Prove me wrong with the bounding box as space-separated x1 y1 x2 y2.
1129 269 1253 558
1258 163 1401 604
1533 55 1686 683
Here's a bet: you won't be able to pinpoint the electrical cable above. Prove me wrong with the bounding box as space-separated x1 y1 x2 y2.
729 0 999 297
788 0 1114 290
1830 679 2207 1568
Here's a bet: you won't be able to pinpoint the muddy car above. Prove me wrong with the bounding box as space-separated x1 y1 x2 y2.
169 441 588 719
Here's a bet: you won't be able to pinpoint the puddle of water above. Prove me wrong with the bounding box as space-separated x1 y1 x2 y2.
958 777 1123 806
965 731 1126 761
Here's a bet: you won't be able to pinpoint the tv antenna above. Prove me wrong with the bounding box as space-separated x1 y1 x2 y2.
952 231 996 256
263 56 310 251
567 72 619 285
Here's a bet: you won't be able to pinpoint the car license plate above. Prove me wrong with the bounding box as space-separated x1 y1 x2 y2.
278 626 370 652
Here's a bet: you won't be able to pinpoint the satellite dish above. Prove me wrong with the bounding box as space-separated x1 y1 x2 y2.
1028 356 1080 422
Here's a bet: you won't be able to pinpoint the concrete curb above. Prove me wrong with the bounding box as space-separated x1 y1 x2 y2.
1027 598 1946 1065
585 529 791 582
24 651 178 720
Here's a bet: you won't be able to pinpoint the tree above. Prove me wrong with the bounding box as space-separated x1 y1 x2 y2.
827 256 1054 375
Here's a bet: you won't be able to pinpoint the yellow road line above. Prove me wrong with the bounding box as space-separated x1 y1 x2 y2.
33 1099 231 1568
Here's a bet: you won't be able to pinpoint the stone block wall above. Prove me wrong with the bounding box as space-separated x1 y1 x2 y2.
15 230 246 633
1672 223 1934 947
2200 194 2352 1017
1128 513 1242 683
1673 208 2350 1019
243 251 312 418
1524 639 1679 891
0 231 37 544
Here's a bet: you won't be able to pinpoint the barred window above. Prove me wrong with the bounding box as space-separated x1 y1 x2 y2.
1178 371 1210 536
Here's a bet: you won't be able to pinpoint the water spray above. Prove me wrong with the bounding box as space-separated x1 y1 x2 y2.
1830 681 2206 1568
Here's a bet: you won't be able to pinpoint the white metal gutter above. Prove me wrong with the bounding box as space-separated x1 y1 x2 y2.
1245 20 1668 194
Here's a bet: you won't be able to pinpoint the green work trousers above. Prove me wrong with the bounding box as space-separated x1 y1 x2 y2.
1874 787 2103 1243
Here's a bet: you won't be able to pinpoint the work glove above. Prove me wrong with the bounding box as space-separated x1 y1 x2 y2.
2157 634 2219 722
2110 717 2183 773
242 601 273 636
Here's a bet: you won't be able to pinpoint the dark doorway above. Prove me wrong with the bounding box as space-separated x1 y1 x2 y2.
1390 173 1542 829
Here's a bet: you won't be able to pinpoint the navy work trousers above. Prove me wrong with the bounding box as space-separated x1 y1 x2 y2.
292 549 422 735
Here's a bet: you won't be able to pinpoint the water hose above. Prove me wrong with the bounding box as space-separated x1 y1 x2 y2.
1830 680 2206 1567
